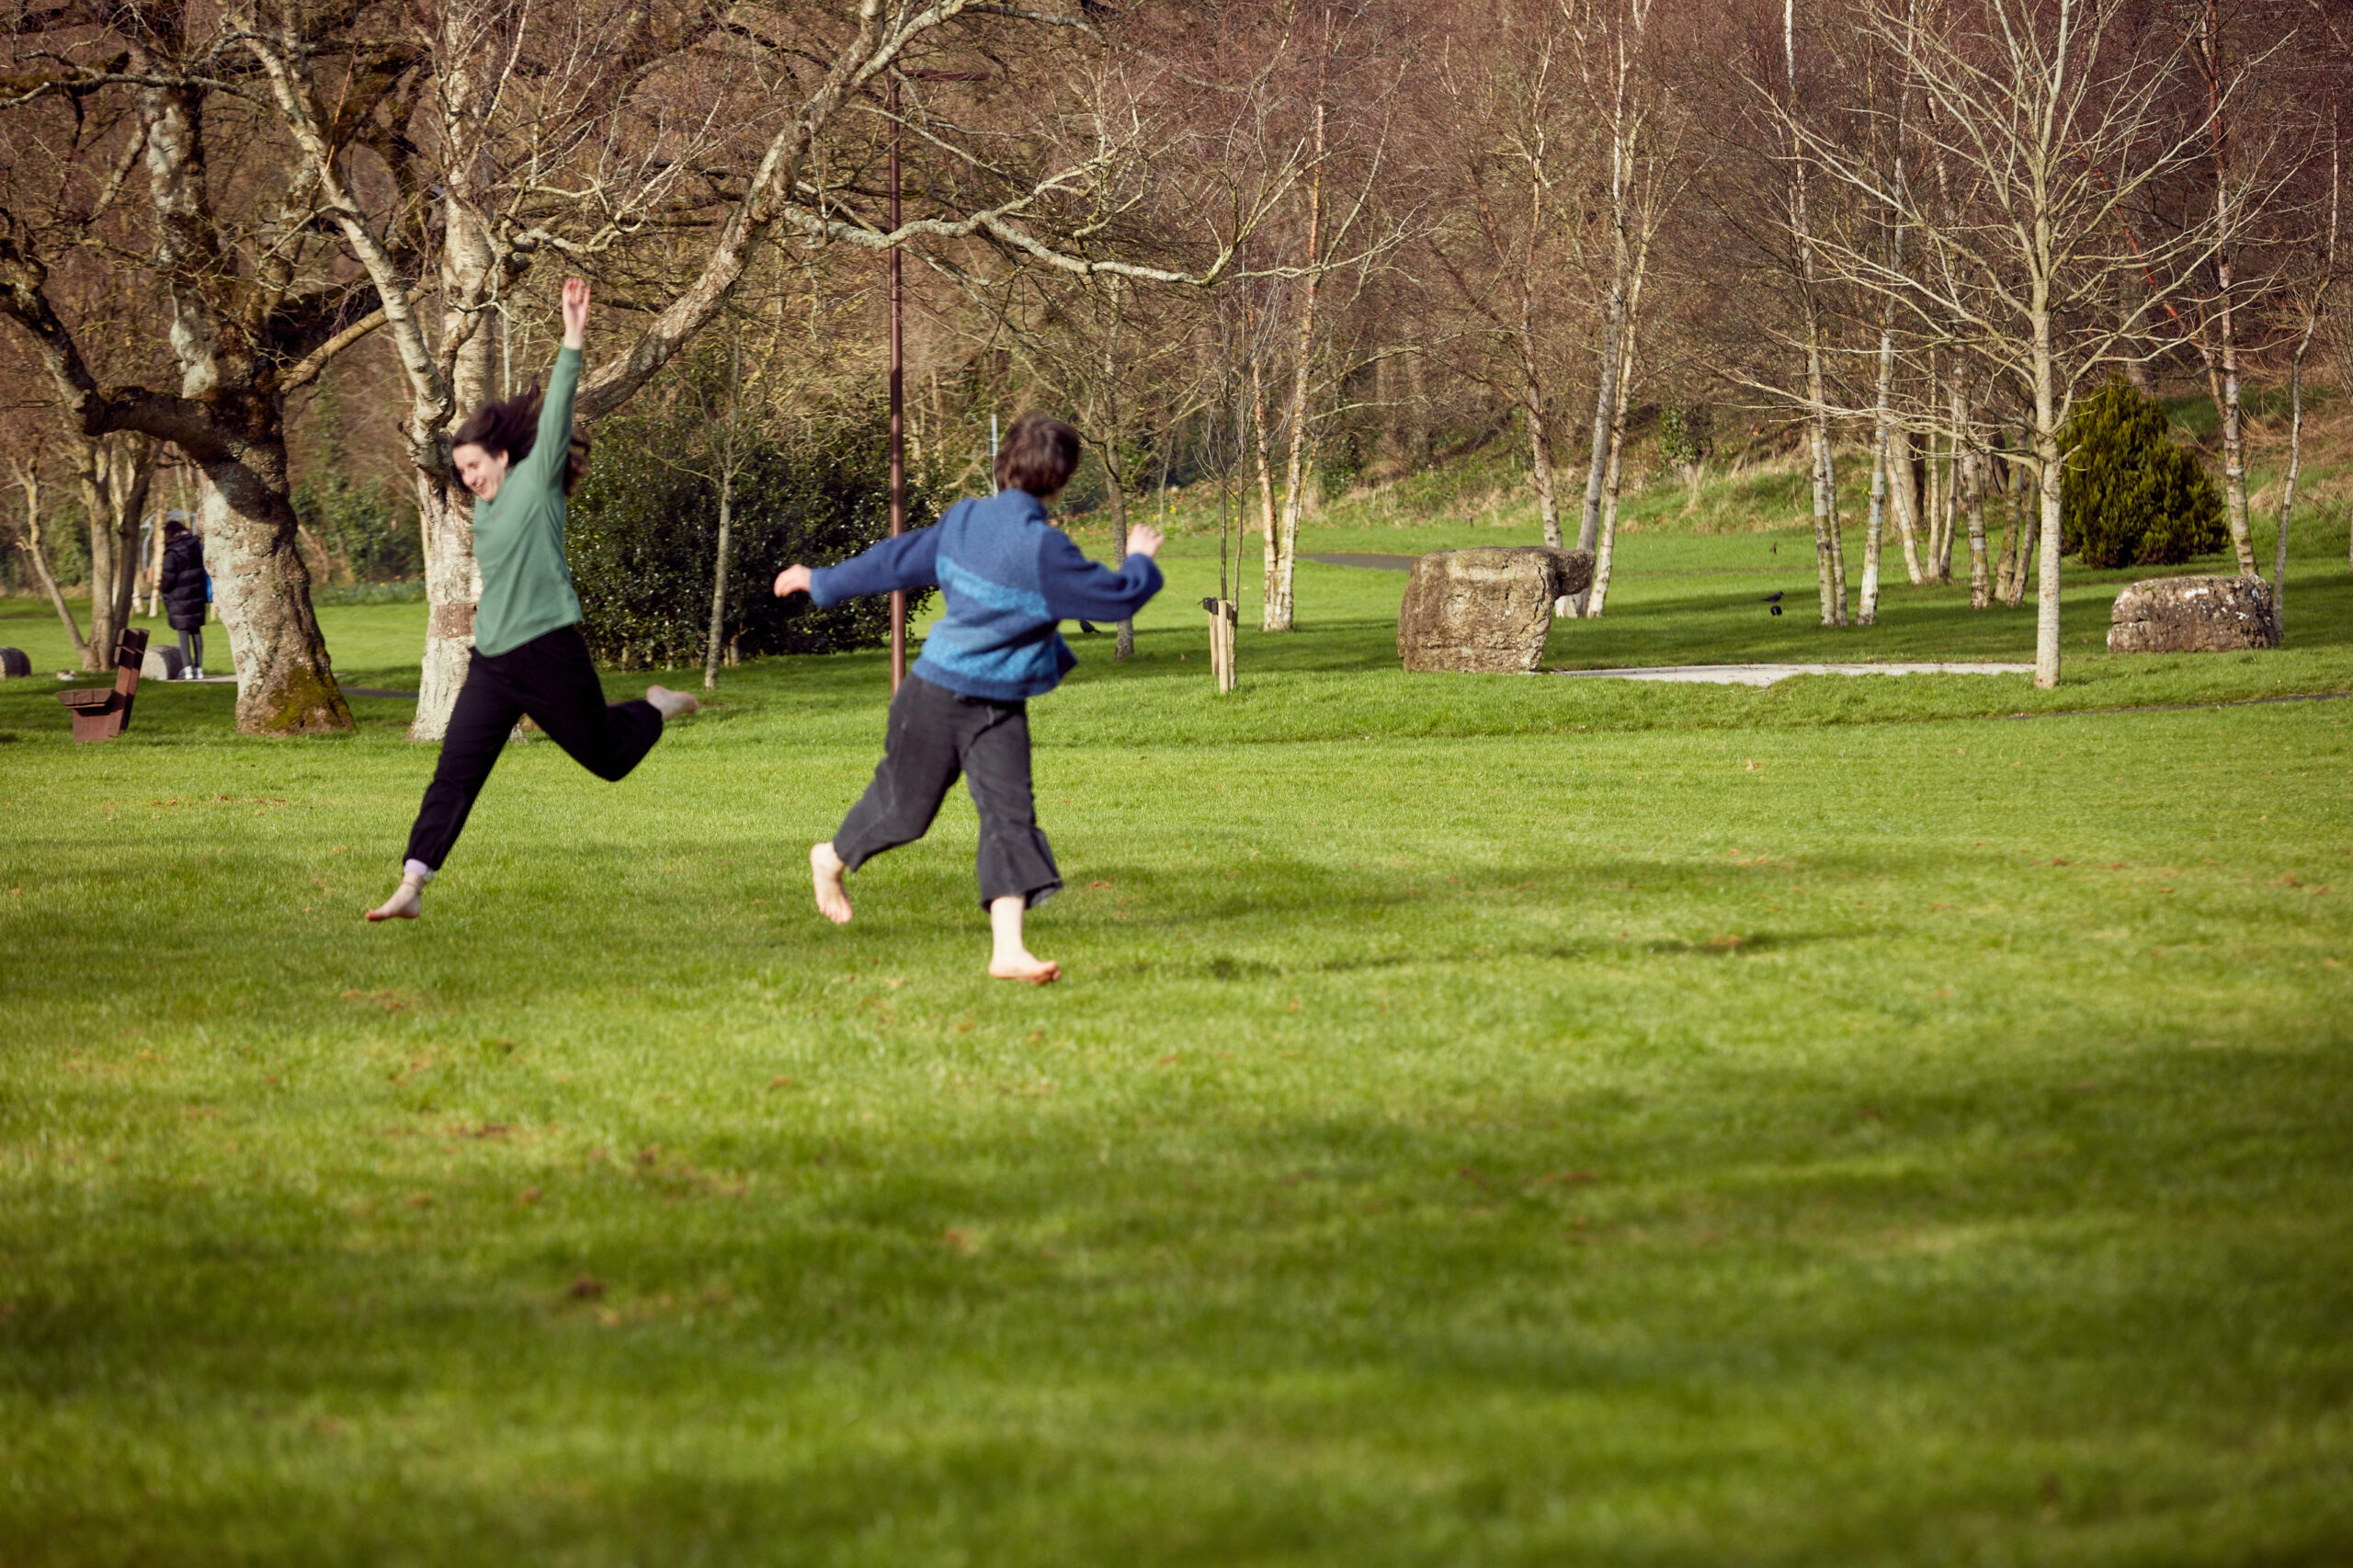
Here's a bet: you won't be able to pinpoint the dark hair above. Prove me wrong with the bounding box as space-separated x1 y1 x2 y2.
995 411 1082 498
453 389 592 497
162 518 188 539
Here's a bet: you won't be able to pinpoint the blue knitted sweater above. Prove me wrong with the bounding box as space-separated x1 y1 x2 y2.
807 488 1165 701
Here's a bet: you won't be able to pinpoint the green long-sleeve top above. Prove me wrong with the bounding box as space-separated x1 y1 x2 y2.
472 345 584 658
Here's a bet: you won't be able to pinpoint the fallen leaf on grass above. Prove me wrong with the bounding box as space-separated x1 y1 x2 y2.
567 1276 605 1300
517 1187 542 1206
767 1075 795 1088
405 1192 434 1209
1708 933 1745 949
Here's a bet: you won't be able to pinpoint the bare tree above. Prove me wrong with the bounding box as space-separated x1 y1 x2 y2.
2270 134 2337 635
1420 0 1592 550
1574 0 1669 604
1784 0 2221 686
0 2 384 733
244 0 1263 737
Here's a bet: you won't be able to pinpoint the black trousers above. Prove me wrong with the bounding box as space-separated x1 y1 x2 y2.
176 628 202 668
402 625 665 872
834 673 1060 908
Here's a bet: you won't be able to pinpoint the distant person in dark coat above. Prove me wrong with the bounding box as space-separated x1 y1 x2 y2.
157 518 209 677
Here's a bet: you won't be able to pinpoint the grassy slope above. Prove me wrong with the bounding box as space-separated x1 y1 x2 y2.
2 467 2351 1564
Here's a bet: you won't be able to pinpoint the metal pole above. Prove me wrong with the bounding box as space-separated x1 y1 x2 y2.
887 74 907 694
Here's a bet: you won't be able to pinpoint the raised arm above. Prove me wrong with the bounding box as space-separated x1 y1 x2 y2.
1034 525 1165 623
522 279 587 494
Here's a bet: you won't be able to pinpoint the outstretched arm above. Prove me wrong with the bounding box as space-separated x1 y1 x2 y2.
775 526 941 606
1036 524 1165 623
525 278 588 491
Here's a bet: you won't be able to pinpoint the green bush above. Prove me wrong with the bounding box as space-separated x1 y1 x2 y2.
1657 403 1713 473
568 400 935 670
294 473 422 583
2057 383 2225 568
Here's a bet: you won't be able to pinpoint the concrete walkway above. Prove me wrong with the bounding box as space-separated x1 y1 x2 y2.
1302 552 1419 571
1555 662 2035 687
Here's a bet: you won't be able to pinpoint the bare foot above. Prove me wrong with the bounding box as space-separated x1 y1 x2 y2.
988 953 1061 984
646 686 700 722
810 842 853 925
986 892 1057 982
366 876 424 923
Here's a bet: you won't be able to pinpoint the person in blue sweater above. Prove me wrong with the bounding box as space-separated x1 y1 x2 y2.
772 412 1164 983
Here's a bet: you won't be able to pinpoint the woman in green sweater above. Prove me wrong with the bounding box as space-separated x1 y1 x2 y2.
369 278 698 923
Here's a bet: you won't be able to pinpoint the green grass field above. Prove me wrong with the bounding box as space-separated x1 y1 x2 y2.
4 514 2351 1565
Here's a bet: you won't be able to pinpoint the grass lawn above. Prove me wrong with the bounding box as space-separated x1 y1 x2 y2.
3 518 2350 1565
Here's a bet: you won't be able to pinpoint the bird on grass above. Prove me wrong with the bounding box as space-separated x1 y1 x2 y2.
1764 590 1784 617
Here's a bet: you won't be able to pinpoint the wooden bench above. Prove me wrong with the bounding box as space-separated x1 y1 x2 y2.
57 628 149 742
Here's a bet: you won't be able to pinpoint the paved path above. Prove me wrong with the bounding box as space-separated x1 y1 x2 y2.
1556 662 2035 687
1302 552 1419 571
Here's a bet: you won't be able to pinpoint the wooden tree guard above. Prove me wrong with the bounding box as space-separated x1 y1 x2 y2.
57 628 149 742
1203 597 1237 693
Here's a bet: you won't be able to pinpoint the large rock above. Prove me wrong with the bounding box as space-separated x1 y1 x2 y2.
2107 574 2279 653
141 644 188 682
1398 547 1595 673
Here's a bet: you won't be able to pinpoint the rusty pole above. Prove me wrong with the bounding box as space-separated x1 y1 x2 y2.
887 73 907 693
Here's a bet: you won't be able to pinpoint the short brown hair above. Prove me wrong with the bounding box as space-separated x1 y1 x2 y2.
453 389 593 497
995 412 1082 498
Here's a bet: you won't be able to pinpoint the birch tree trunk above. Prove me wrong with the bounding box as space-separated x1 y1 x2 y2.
1251 355 1282 630
1517 171 1564 548
1892 426 1927 585
1953 372 1991 608
1585 338 1636 617
1786 0 1845 625
2029 267 2063 688
2273 148 2336 638
1859 326 1896 624
2198 4 2256 577
1577 258 1626 559
1859 141 1910 624
1586 219 1651 619
408 24 497 742
11 465 86 660
1923 386 1949 582
1267 99 1327 635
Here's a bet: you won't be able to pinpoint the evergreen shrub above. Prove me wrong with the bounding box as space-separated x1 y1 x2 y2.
2057 383 2225 568
294 474 421 582
1657 403 1713 474
568 400 935 670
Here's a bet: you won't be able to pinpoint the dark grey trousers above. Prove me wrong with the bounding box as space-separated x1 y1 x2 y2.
833 673 1061 908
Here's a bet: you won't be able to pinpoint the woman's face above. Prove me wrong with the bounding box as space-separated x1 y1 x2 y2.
453 443 510 501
